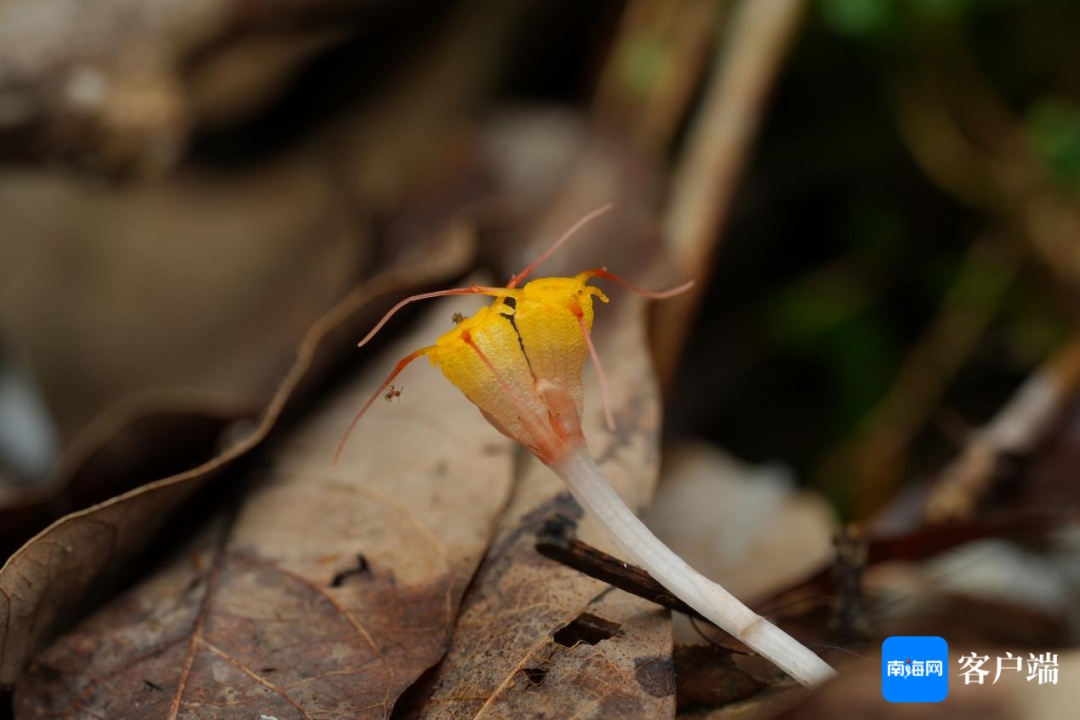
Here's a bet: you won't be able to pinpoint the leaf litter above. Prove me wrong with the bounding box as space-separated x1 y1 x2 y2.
0 222 474 691
0 0 525 691
15 289 515 719
11 165 691 719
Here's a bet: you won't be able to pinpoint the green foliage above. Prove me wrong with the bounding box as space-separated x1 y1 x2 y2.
765 269 897 431
820 0 892 37
819 0 995 38
1026 99 1080 188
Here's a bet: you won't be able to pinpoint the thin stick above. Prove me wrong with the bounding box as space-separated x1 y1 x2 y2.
551 444 835 687
535 514 707 622
654 0 807 387
820 236 1018 518
925 338 1080 522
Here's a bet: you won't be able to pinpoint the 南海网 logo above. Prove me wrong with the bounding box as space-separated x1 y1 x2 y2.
882 636 949 702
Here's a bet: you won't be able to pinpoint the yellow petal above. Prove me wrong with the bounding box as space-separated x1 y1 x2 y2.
514 278 607 415
431 302 548 452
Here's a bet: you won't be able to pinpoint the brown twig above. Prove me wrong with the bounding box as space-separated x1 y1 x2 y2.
535 514 707 623
924 338 1080 522
652 0 808 388
894 41 1080 295
592 0 727 155
829 526 868 646
819 235 1020 519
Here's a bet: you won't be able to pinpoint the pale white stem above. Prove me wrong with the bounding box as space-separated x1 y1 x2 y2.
550 444 836 687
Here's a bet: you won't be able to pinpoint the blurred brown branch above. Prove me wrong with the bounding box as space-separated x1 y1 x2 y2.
653 0 806 388
895 37 1080 295
821 236 1020 519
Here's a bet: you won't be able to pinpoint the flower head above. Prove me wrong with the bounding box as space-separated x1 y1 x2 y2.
333 205 691 466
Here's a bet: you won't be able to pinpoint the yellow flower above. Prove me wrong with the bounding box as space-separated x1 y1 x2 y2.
334 205 689 465
334 279 601 465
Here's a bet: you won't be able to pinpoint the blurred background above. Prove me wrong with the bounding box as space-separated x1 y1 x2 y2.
5 0 1080 532
3 0 1080 715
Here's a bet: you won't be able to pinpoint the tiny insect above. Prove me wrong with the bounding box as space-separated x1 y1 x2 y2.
383 384 402 402
451 312 465 324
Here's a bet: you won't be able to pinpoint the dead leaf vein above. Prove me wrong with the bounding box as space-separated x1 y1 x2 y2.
472 633 560 718
235 552 396 715
56 634 187 717
201 639 314 719
167 550 225 720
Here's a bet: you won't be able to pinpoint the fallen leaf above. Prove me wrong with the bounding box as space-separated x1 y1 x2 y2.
0 157 364 446
0 221 474 688
0 402 250 561
15 290 515 718
673 644 764 711
0 0 520 568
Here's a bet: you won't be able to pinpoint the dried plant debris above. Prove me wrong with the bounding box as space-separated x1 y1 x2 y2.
0 221 474 689
15 295 516 719
0 0 516 571
925 339 1080 523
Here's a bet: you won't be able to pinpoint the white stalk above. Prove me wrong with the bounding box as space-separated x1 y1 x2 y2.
551 444 836 687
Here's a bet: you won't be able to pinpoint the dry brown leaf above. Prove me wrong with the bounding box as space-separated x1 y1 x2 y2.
672 644 766 712
0 402 251 562
0 158 363 446
414 294 675 720
0 0 520 558
14 292 516 718
0 221 474 688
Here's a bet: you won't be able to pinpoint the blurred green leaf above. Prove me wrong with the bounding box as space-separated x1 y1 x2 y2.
824 314 896 429
820 0 893 37
1026 98 1080 188
845 201 907 266
767 269 869 343
1000 281 1071 365
618 36 668 97
764 269 896 430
